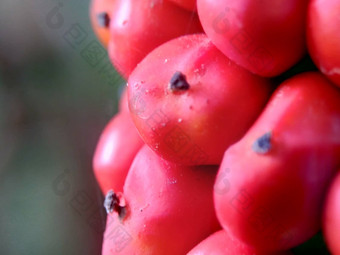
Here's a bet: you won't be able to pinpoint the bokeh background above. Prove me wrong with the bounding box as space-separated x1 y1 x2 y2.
0 0 124 254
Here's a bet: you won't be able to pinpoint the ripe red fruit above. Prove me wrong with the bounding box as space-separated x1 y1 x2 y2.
118 87 129 113
108 0 203 78
101 145 220 254
323 171 340 255
93 112 144 194
89 0 114 48
197 0 309 77
214 72 340 251
307 0 340 88
128 33 272 165
187 229 293 255
166 0 197 12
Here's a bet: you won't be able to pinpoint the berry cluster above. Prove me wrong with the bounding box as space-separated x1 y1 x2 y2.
90 0 340 254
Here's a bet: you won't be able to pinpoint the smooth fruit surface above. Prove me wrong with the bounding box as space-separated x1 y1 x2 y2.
93 112 144 194
108 0 203 78
214 72 340 251
167 0 197 12
323 171 340 255
307 0 340 87
197 0 308 77
188 229 293 255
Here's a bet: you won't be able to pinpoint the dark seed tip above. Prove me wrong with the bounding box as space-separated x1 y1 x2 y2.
97 12 110 28
252 132 272 154
104 190 127 220
104 190 117 214
118 207 127 221
169 71 190 92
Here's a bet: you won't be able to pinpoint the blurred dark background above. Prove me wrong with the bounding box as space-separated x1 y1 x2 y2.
0 0 124 254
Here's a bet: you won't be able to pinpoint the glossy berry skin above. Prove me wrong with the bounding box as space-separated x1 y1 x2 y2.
102 145 220 254
108 0 203 78
307 0 340 88
90 0 114 48
197 0 309 77
128 34 272 165
118 87 129 113
167 0 197 12
93 112 144 194
214 72 340 251
323 171 340 255
187 229 293 255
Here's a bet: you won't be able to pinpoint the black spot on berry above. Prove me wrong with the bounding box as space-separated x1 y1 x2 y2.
169 71 190 92
104 190 118 214
252 132 272 154
104 190 127 220
97 12 110 28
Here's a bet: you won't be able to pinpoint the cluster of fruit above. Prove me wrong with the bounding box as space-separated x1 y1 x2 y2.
90 0 340 254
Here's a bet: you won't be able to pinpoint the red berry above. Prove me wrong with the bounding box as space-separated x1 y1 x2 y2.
214 72 340 251
93 112 144 194
197 0 309 77
323 171 340 255
108 0 203 78
101 145 220 254
307 0 340 88
187 229 293 255
128 33 272 165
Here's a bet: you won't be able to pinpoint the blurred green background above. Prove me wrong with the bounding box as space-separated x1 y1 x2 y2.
0 0 124 254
